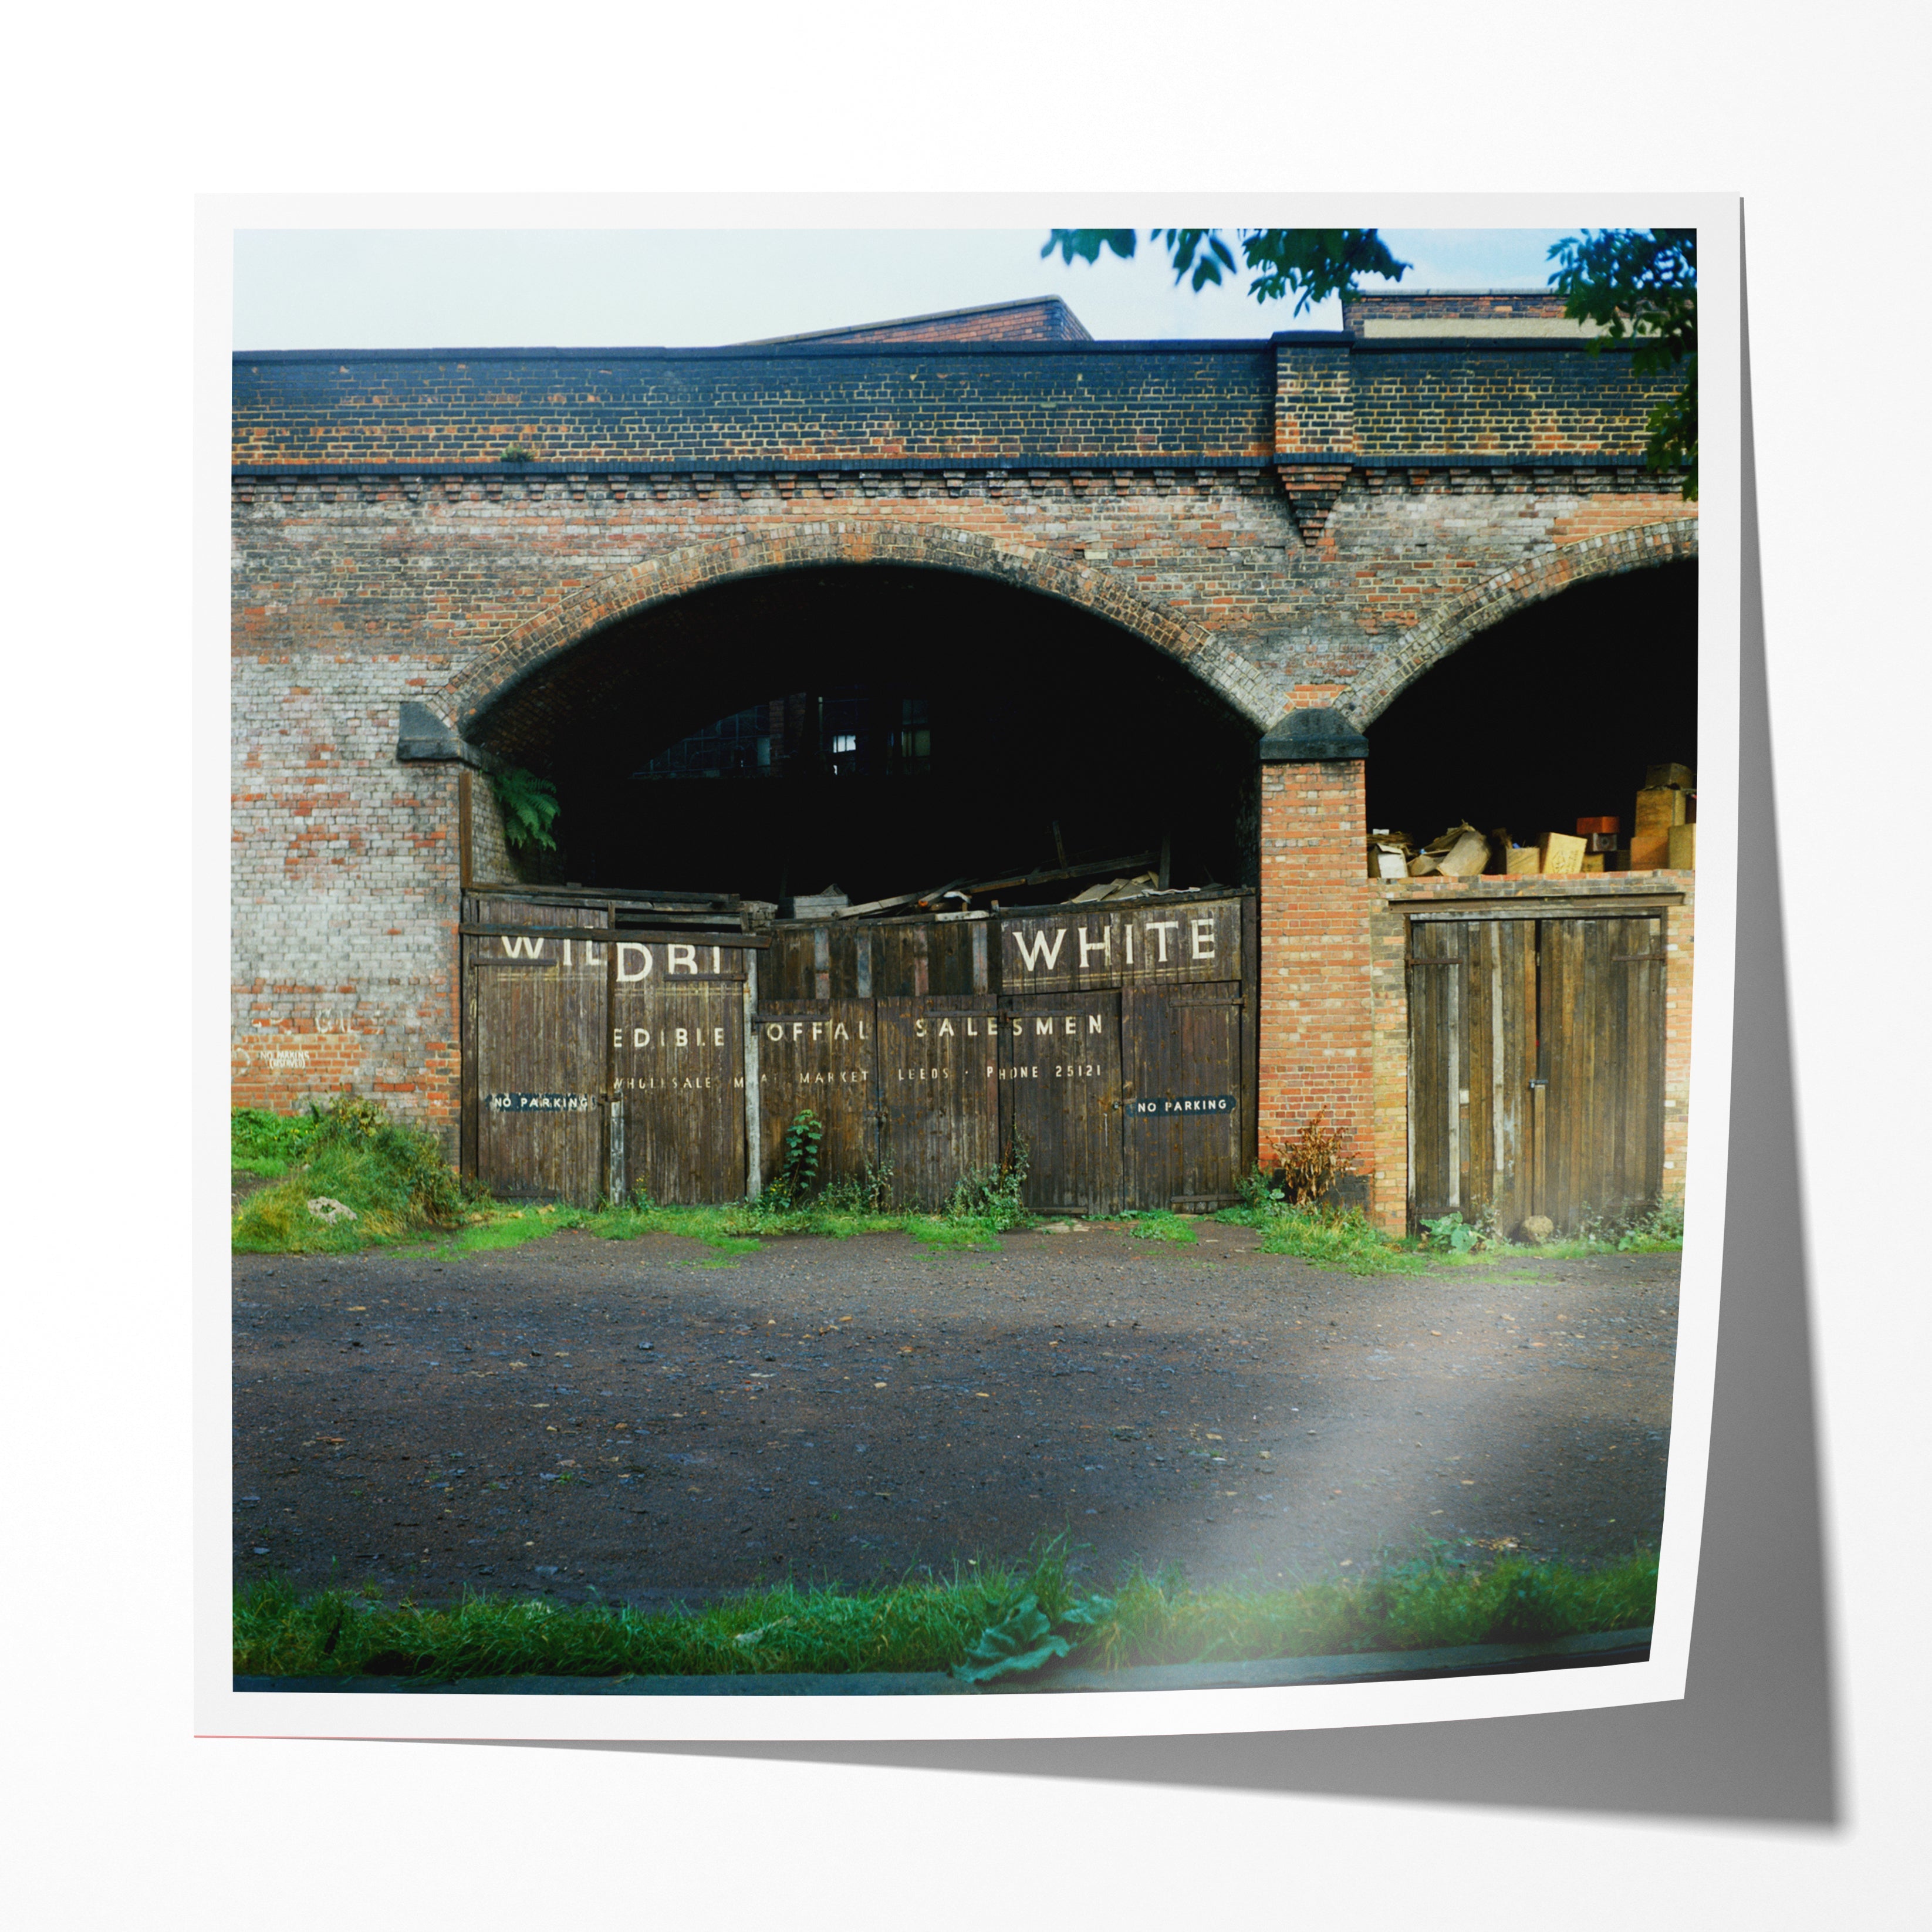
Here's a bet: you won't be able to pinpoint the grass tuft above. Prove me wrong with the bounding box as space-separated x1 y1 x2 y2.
232 1098 468 1254
1216 1201 1427 1275
235 1545 1656 1682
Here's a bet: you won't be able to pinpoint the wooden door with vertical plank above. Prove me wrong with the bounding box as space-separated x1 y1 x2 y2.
464 899 609 1204
613 944 746 1205
998 991 1122 1216
1463 917 1539 1235
875 996 1000 1209
1538 915 1666 1231
1406 917 1469 1227
1120 984 1245 1209
752 999 877 1194
1408 911 1664 1236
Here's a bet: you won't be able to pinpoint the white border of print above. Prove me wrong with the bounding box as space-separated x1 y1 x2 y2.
196 190 1739 1745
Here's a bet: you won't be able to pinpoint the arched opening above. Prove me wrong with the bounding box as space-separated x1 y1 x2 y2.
468 563 1260 907
1365 559 1697 856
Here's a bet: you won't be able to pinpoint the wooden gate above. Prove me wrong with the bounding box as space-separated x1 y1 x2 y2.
464 886 1258 1212
460 889 759 1206
1407 906 1667 1235
755 890 1256 1212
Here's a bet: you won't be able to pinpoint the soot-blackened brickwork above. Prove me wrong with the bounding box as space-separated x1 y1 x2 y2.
231 342 1277 470
232 295 1697 1181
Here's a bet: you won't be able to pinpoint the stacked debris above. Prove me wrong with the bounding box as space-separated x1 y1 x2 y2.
802 843 1175 923
1631 761 1697 871
1371 761 1697 883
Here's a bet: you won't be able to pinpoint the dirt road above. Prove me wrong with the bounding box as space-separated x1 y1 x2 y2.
232 1224 1678 1606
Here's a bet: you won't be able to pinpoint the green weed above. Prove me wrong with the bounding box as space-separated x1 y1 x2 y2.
232 1097 468 1254
235 1544 1656 1682
1076 1546 1658 1671
1215 1200 1426 1276
231 1106 322 1178
1126 1212 1198 1245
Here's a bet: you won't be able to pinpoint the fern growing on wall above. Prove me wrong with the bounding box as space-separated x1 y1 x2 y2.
490 766 560 852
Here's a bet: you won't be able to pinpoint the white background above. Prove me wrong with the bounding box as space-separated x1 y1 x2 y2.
8 2 1923 1924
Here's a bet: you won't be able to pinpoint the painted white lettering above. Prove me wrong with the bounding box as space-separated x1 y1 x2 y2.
711 946 722 974
1077 926 1112 967
634 1028 651 1048
1146 920 1180 962
501 936 547 959
713 1028 725 1046
1036 1017 1055 1037
812 1022 824 1042
1087 1014 1102 1034
1124 925 1134 965
675 1028 689 1047
965 1018 978 1037
1191 917 1215 961
667 944 697 975
617 943 651 982
792 1022 805 1041
1064 1016 1076 1035
833 1022 849 1041
1013 928 1068 972
938 1019 954 1037
916 1019 928 1038
766 1024 784 1043
563 940 572 967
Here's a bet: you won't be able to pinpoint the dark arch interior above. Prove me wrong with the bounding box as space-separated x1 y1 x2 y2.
470 564 1260 907
1366 559 1698 851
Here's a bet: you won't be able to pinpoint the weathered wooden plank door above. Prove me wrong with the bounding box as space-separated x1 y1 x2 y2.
613 940 747 1205
1538 915 1667 1230
1407 911 1663 1235
752 998 878 1194
462 898 609 1203
1406 918 1468 1227
1120 984 1246 1210
999 991 1123 1216
875 995 1001 1209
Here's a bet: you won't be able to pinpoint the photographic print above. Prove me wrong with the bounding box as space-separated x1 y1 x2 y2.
212 201 1735 1739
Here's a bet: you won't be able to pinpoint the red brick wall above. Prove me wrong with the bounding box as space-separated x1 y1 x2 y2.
1257 759 1376 1206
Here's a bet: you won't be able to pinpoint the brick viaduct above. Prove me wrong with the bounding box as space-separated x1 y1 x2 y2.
231 291 1698 1227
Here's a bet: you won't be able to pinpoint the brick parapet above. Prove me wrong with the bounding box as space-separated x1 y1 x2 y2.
231 332 1676 475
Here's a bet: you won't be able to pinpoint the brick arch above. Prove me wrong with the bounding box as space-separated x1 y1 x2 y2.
437 523 1289 738
1336 516 1700 728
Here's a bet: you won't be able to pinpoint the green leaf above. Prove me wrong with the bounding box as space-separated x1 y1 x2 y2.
951 1594 1074 1684
1041 228 1137 266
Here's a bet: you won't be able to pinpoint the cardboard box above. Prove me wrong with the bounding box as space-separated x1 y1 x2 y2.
1634 785 1688 833
1644 762 1695 791
1435 827 1491 878
1504 845 1540 876
1539 831 1586 876
1668 823 1697 870
1580 853 1606 873
1628 829 1671 870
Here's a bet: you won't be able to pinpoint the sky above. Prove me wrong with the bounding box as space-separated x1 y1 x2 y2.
232 227 1578 350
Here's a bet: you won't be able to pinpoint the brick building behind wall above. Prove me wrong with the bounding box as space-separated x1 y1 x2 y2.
231 291 1700 1228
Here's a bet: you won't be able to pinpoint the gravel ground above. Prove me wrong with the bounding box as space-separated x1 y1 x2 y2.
231 1223 1678 1607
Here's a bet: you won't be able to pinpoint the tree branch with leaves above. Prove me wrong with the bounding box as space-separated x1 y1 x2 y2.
1547 228 1697 498
1043 224 1697 496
